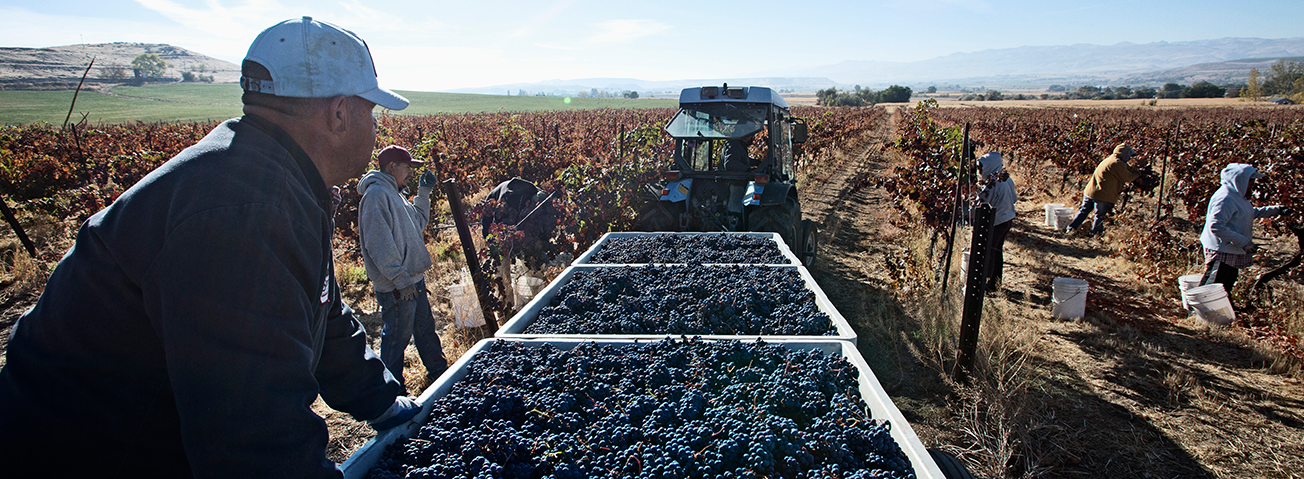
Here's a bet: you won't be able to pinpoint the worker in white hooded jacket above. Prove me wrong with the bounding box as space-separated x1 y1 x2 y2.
1199 163 1292 290
977 151 1018 293
358 145 448 388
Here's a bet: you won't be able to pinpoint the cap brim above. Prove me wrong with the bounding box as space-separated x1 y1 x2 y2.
358 87 409 111
1251 171 1266 179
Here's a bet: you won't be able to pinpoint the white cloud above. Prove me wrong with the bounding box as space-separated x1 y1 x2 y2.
132 0 283 42
586 19 671 44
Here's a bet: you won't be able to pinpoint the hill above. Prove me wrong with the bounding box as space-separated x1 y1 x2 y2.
0 42 239 90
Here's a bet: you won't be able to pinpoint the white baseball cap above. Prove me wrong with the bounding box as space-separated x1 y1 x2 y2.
241 16 408 110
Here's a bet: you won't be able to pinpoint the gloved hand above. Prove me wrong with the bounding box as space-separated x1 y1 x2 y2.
419 170 438 189
395 283 417 301
368 396 421 431
1245 242 1259 256
1280 206 1294 217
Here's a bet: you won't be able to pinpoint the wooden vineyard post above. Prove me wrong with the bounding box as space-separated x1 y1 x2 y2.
954 200 994 384
0 195 37 259
442 179 500 334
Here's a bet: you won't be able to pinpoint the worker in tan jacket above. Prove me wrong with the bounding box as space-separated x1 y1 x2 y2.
1066 143 1140 237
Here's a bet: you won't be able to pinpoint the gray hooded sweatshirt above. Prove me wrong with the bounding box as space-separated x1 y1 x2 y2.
977 152 1018 225
1200 163 1282 255
358 169 433 292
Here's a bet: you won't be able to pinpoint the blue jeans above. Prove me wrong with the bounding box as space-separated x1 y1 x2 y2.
1067 195 1114 236
375 280 447 386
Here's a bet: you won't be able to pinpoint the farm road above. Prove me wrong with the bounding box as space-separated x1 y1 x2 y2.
798 108 1304 478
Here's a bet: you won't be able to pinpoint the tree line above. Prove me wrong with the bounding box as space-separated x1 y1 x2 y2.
815 85 913 106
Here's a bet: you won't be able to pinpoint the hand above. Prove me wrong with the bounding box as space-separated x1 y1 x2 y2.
419 170 437 188
1245 242 1259 256
1280 206 1294 217
368 396 421 431
395 284 417 301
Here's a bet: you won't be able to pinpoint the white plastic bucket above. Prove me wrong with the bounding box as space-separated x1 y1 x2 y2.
1051 277 1089 319
1185 283 1235 326
959 250 970 283
447 284 486 328
1053 208 1075 230
1177 274 1203 311
513 276 546 309
1044 203 1064 226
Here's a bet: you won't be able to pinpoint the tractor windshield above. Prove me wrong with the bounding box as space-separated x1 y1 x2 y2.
664 102 768 139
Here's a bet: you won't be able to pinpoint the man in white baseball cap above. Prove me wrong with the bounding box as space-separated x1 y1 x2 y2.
0 17 417 477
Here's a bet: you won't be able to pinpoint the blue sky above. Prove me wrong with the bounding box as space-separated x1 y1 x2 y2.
2 0 1301 91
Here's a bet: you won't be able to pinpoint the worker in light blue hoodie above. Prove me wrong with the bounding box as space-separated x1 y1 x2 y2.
358 145 448 388
1199 163 1293 290
977 151 1018 293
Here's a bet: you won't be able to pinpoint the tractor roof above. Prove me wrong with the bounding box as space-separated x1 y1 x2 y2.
679 85 789 109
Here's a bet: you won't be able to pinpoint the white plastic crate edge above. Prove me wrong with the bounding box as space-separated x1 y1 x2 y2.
341 338 946 479
494 264 856 342
573 231 801 266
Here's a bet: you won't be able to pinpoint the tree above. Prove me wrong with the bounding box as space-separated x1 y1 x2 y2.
1263 60 1303 96
926 86 937 94
1242 68 1262 101
879 85 912 103
129 53 168 81
622 91 639 99
1159 83 1184 99
1182 81 1225 99
98 63 128 82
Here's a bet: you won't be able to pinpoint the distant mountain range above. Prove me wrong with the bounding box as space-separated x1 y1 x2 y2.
4 37 1302 94
453 37 1304 95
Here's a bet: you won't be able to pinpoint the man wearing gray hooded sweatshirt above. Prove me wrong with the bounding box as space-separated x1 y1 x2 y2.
358 145 448 387
977 151 1018 293
1199 163 1292 290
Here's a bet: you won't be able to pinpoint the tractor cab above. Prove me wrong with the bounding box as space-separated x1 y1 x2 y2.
635 85 816 265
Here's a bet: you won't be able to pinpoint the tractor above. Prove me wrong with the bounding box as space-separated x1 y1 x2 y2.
634 84 817 265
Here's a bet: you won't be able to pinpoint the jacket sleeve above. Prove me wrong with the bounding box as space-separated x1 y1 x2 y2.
1207 196 1251 248
1254 205 1283 219
140 205 342 479
315 276 403 419
1114 161 1139 184
359 187 416 289
415 186 432 231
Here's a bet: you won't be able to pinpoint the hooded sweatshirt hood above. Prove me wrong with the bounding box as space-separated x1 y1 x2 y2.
358 169 398 196
978 152 1003 178
1219 163 1264 200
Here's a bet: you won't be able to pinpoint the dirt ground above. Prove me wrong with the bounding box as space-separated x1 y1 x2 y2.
2 103 1302 477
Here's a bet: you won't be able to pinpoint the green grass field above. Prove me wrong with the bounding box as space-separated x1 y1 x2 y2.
0 83 677 126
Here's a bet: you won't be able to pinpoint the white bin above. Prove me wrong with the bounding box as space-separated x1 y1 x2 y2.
1177 274 1203 311
1044 203 1064 226
446 283 485 328
1185 283 1235 326
512 276 546 310
1053 207 1075 230
1051 277 1089 320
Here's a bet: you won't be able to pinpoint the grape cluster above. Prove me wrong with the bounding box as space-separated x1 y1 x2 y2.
522 265 835 336
586 234 790 264
366 339 914 479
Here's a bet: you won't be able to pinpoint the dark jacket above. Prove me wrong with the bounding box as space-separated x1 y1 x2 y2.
0 115 402 478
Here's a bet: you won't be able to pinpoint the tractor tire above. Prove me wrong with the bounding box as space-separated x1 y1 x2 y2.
634 201 679 232
927 448 976 479
749 197 799 253
800 219 818 266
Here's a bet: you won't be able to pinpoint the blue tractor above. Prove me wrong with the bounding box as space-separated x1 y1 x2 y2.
634 84 817 265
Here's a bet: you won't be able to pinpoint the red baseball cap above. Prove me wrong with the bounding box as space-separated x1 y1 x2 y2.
376 145 423 166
